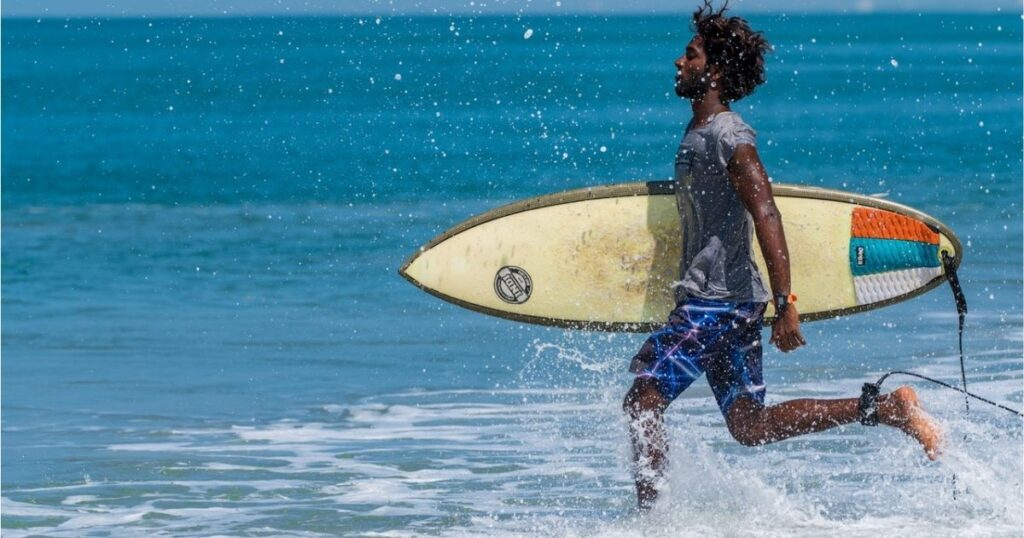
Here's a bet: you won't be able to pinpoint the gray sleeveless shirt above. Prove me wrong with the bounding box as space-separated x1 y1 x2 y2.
674 111 770 304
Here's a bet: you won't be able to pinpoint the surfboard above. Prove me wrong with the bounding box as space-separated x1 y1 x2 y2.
399 181 962 332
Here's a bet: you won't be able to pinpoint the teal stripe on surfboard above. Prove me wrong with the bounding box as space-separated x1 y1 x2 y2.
850 238 941 277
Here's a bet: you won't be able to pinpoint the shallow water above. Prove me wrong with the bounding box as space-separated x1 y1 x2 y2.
3 13 1022 537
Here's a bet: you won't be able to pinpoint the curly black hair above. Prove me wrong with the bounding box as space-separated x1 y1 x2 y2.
692 1 771 103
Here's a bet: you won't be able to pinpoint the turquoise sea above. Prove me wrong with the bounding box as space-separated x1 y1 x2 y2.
3 13 1022 536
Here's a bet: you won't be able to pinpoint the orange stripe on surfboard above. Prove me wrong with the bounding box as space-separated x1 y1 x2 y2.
851 207 939 244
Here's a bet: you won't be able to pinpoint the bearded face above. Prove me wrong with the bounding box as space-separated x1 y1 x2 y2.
675 65 713 99
674 37 716 100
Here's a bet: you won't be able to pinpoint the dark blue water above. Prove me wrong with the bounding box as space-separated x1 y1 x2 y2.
3 14 1022 537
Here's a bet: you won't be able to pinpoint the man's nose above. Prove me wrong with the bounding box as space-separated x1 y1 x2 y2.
674 56 685 70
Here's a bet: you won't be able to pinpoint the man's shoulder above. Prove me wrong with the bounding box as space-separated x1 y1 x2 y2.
711 112 758 151
713 111 755 132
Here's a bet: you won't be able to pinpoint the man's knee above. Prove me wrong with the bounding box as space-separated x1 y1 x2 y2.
623 378 667 419
725 398 767 447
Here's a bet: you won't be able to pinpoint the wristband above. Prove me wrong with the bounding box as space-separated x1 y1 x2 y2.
773 293 797 315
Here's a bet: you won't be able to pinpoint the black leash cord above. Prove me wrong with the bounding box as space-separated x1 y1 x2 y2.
872 370 1024 418
941 250 970 500
941 251 970 412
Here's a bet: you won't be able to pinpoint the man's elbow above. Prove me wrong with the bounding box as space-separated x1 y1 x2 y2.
751 203 782 224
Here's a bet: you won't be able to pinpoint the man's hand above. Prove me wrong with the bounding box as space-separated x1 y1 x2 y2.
769 305 806 353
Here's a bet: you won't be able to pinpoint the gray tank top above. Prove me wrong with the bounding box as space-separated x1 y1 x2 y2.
674 111 770 304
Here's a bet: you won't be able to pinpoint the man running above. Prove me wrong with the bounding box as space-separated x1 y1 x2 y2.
622 1 942 510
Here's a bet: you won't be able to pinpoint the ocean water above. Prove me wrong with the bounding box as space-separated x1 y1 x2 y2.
2 13 1022 537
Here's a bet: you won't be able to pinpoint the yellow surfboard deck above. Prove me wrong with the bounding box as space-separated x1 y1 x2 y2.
399 182 962 332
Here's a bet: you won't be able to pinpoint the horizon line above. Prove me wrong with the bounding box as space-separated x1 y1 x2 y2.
2 8 1017 19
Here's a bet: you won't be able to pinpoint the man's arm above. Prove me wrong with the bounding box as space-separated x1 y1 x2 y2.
727 143 806 353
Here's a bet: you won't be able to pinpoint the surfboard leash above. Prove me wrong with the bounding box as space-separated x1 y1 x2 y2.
858 253 1023 424
862 370 1023 419
853 253 1021 502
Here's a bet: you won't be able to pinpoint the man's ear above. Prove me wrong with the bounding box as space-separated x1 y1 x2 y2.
708 64 722 84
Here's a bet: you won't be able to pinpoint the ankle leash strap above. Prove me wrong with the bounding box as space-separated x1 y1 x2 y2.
858 382 880 426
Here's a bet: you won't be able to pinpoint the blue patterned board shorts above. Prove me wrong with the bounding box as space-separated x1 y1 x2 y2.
629 298 768 415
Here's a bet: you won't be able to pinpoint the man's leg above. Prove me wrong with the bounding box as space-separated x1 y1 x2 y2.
623 377 670 510
724 386 942 459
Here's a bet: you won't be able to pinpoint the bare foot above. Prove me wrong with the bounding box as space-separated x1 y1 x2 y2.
877 386 943 460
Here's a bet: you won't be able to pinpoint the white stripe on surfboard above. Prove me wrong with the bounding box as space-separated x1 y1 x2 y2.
854 266 943 305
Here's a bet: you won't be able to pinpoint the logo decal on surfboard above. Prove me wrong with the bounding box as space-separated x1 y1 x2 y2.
856 246 866 266
494 266 532 304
